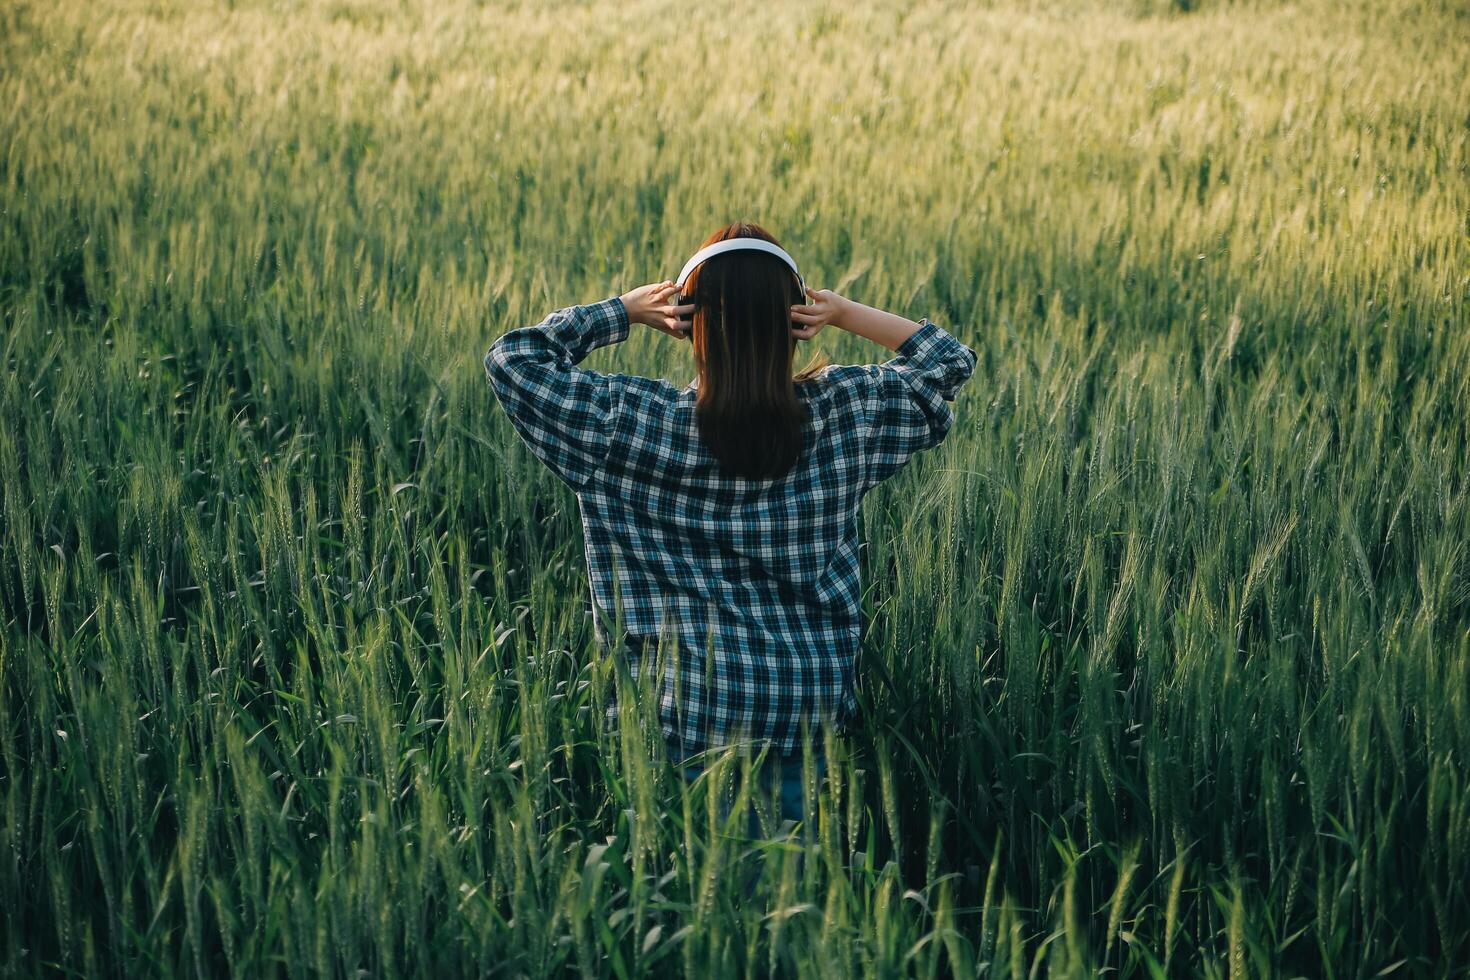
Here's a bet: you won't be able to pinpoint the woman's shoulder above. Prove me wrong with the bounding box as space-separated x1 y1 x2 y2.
804 362 882 383
603 373 685 397
794 365 886 431
610 374 701 417
798 363 884 401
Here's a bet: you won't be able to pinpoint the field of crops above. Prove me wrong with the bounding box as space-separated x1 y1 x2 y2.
3 0 1468 975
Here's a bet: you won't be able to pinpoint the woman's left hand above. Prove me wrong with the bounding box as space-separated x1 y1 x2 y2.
619 281 694 341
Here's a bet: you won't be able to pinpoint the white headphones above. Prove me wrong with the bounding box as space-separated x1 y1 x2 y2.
675 238 806 298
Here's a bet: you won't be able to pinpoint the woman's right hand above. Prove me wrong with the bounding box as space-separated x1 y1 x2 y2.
789 285 849 340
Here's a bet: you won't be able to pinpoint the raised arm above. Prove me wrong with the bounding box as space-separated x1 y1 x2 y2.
791 285 932 350
858 320 977 488
484 298 631 489
791 286 978 491
483 283 695 489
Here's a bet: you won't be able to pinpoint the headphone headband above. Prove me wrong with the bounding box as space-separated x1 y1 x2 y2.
675 238 805 295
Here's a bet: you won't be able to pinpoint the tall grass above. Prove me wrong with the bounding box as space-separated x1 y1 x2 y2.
2 0 1467 975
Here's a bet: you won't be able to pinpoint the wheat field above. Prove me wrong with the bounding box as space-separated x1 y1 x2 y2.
2 0 1468 975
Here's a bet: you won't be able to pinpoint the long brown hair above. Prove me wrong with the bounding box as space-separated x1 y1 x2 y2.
684 222 830 480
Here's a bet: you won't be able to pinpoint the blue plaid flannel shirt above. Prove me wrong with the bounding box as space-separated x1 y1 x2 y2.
485 296 977 755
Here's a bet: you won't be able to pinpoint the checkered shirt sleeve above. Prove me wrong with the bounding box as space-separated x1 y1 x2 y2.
483 297 631 489
823 319 979 491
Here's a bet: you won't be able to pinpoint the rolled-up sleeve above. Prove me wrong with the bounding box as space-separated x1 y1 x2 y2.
484 296 631 489
831 319 978 491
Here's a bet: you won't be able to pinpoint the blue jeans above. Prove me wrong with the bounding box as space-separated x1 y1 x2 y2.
667 739 827 838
